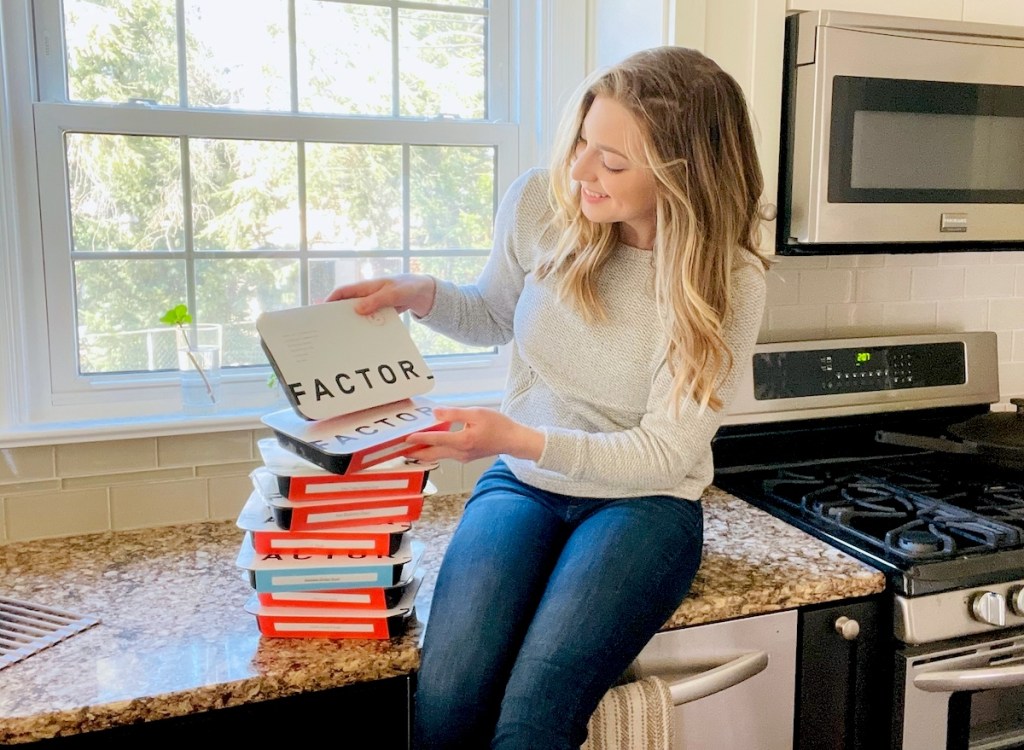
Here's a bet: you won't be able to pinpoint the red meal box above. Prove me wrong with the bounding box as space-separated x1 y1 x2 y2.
256 437 436 501
236 491 411 556
250 467 432 531
244 575 421 639
261 396 452 476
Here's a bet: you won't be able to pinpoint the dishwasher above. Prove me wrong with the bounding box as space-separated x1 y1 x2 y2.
627 609 797 750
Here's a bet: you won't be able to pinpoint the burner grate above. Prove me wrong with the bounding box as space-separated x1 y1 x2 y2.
0 596 99 670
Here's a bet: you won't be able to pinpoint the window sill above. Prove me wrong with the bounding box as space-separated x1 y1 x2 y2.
0 391 504 449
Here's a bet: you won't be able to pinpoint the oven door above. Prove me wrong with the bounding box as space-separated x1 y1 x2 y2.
896 629 1024 750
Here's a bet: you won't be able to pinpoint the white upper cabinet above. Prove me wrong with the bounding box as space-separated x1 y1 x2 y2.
962 0 1024 26
785 0 962 20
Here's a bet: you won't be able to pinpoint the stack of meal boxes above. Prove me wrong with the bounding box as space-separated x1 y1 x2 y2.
234 300 452 640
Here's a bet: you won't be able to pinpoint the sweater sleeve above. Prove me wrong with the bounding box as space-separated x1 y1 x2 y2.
534 260 767 492
415 169 547 347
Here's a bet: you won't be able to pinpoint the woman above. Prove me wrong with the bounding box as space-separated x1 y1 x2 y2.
327 46 770 750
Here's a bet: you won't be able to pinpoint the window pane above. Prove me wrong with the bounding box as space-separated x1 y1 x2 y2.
416 0 487 7
196 258 299 367
75 258 186 374
190 139 299 251
64 0 179 105
297 2 392 116
410 146 494 250
410 256 492 357
399 9 486 118
68 133 184 252
184 0 290 111
308 257 403 305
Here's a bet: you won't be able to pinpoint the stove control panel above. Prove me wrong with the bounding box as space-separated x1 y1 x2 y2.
753 341 967 400
896 581 1024 644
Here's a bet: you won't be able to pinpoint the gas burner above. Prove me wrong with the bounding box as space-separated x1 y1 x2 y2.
893 527 947 555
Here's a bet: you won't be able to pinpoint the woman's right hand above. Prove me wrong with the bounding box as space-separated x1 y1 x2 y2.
324 274 437 318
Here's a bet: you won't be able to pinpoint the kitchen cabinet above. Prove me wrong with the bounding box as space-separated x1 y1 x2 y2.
963 0 1024 25
795 595 892 750
785 0 962 19
19 675 412 748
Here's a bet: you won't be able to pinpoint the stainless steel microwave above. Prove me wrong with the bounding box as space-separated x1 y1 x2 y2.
777 10 1024 255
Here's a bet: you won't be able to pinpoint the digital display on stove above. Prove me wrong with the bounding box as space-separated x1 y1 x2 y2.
753 342 966 400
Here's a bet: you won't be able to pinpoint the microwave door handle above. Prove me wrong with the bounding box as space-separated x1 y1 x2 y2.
914 663 1024 693
637 650 769 706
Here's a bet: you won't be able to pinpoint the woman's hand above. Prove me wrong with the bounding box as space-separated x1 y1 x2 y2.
406 407 545 464
325 274 436 318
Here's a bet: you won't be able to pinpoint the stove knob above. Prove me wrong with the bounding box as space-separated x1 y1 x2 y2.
1009 587 1024 617
970 591 1006 627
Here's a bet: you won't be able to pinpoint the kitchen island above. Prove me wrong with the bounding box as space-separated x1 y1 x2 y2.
0 487 885 744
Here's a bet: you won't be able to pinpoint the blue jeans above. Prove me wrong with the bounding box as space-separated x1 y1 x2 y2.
413 459 704 750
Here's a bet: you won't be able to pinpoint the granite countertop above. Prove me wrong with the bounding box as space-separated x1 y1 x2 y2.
0 487 885 744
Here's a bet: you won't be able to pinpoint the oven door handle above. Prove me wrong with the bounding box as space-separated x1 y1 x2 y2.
914 663 1024 693
635 650 770 706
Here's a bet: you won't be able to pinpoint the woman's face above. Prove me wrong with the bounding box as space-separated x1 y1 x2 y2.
570 95 658 250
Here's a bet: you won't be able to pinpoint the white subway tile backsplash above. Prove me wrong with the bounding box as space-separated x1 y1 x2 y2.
208 474 256 521
826 303 885 338
936 300 990 333
0 446 55 483
56 439 156 477
996 331 1014 362
766 305 828 339
1013 330 1024 361
63 467 195 490
989 298 1024 331
998 361 1024 399
798 269 853 304
855 267 912 302
910 267 964 301
882 302 937 330
885 253 938 267
765 268 800 305
158 431 254 467
827 255 885 268
6 488 110 541
966 266 1017 298
110 478 209 530
938 252 992 266
773 256 828 270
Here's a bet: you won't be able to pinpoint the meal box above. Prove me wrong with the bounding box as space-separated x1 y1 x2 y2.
251 467 433 531
236 492 410 556
261 396 452 475
236 534 424 593
244 575 421 639
256 437 435 501
255 565 419 610
256 299 436 421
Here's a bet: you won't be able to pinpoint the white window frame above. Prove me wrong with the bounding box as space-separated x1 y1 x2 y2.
0 0 587 445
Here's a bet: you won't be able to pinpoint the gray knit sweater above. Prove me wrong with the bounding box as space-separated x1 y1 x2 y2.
418 168 766 500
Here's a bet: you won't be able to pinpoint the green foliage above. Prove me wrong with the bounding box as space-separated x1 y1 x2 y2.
159 303 191 328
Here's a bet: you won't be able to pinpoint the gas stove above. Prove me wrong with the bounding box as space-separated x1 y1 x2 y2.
712 331 1024 644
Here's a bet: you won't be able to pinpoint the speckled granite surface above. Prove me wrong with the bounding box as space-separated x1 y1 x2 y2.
0 487 884 743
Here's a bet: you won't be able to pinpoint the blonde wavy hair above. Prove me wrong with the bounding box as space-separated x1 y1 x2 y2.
537 46 771 414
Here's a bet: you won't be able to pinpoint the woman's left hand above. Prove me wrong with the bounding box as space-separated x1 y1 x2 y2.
406 407 544 463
